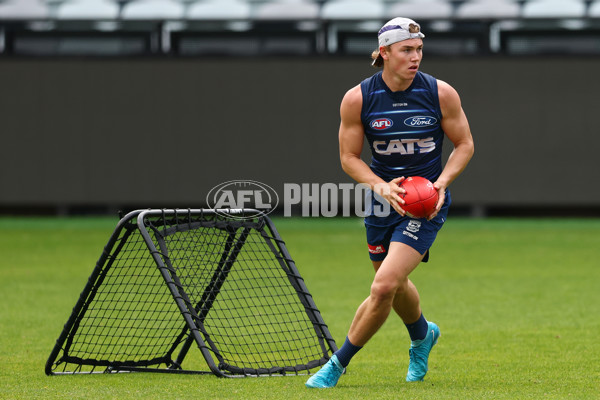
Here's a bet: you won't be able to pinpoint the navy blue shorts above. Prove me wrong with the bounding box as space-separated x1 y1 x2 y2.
365 191 450 262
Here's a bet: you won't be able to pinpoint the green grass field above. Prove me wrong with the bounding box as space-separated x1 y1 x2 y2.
1 216 599 399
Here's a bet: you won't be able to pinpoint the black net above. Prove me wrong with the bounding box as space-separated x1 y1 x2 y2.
46 210 336 377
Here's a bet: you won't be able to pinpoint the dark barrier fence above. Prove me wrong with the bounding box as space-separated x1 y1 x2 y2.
1 56 599 216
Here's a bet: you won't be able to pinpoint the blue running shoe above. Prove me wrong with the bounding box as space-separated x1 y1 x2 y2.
406 321 440 382
305 355 344 388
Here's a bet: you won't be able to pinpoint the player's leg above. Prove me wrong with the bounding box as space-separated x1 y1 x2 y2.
372 260 422 325
372 244 440 382
307 203 449 388
373 260 432 351
347 241 424 346
306 242 422 389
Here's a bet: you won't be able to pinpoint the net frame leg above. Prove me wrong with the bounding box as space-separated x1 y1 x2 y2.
45 211 143 375
172 225 250 371
260 217 338 361
136 210 229 377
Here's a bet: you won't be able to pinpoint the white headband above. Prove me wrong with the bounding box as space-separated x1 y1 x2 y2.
378 17 425 47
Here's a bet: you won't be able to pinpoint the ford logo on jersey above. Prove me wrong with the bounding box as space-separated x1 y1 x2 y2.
370 118 393 130
404 116 438 127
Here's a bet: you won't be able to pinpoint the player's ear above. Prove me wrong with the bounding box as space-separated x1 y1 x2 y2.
380 45 389 61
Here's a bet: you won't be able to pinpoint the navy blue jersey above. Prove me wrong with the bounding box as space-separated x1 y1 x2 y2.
360 71 444 183
360 71 450 225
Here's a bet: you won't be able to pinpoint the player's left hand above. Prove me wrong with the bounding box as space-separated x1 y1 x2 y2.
427 182 446 220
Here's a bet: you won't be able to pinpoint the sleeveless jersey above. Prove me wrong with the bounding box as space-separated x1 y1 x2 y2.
360 71 444 183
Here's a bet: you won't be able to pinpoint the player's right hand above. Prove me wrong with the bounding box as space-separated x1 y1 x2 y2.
374 177 406 216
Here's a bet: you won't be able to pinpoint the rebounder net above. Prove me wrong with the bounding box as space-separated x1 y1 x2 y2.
46 209 337 377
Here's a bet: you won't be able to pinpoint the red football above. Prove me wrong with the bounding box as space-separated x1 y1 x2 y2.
398 176 439 219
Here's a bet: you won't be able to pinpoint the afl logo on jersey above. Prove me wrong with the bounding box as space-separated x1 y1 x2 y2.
404 116 438 127
370 118 393 130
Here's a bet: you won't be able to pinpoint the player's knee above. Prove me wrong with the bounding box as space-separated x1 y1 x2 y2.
370 280 396 305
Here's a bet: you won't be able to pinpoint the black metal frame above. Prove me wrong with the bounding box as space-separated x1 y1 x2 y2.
45 209 337 377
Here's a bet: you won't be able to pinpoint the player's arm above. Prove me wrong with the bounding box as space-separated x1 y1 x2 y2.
429 79 475 219
338 85 406 215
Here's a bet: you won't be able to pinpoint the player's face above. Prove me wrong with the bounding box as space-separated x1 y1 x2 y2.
382 39 423 80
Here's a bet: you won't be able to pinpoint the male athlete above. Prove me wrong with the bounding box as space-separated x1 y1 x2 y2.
306 17 474 388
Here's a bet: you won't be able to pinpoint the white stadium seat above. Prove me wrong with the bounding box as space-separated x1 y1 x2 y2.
455 0 520 19
320 0 385 20
387 0 454 20
253 0 320 20
187 0 251 20
521 0 586 18
56 0 119 19
121 0 184 19
0 0 49 19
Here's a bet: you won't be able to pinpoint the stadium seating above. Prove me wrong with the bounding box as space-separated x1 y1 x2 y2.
589 1 600 17
319 0 384 54
187 0 252 20
121 0 185 19
521 0 587 18
253 0 320 20
2 0 600 57
455 0 521 19
0 0 49 19
320 0 385 20
388 0 454 20
56 0 119 19
3 0 600 21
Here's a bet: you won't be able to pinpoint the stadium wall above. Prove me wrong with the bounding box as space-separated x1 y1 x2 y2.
1 57 598 215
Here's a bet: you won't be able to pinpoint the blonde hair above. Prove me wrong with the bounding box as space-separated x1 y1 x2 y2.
371 46 389 68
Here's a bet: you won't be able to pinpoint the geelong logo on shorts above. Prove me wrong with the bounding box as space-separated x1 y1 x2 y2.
403 220 421 240
370 118 393 130
407 220 421 233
